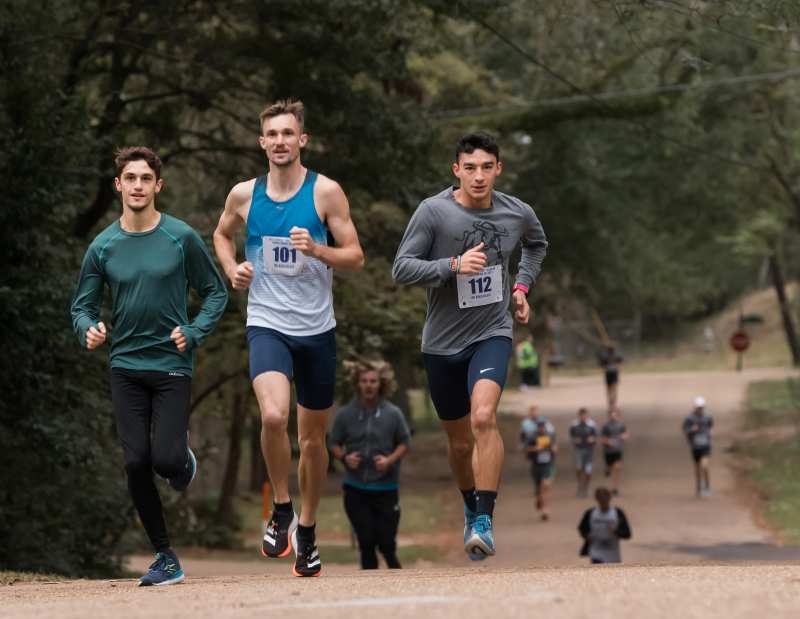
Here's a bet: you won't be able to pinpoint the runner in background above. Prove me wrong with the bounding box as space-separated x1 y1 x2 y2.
601 408 629 496
570 408 597 498
578 487 632 564
683 396 714 497
521 413 557 521
599 346 623 410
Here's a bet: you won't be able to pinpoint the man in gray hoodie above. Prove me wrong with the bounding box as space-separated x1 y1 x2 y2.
329 359 411 569
392 132 547 560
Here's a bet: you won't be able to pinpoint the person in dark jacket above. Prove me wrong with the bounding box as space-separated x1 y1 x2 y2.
329 359 411 569
578 487 632 564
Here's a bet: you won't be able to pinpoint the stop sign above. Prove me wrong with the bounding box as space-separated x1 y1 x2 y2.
730 330 750 352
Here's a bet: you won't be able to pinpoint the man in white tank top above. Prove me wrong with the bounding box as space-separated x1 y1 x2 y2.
214 99 364 577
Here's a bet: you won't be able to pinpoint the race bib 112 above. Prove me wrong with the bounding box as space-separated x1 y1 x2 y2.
456 264 503 309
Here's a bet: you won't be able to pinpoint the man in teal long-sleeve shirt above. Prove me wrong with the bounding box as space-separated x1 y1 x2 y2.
70 146 227 587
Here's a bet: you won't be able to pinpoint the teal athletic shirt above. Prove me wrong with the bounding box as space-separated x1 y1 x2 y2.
70 213 228 375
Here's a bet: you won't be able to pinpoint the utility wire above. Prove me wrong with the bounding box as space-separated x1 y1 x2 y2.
453 0 776 173
647 0 800 56
431 66 800 119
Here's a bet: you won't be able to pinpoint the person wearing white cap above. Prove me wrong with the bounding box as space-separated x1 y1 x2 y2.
682 396 713 497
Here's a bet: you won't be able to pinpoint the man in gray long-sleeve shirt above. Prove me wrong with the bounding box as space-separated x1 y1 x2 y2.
392 132 547 561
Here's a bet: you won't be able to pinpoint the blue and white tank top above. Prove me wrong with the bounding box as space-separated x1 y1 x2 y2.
245 170 335 335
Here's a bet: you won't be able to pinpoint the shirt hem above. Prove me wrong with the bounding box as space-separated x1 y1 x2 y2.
246 316 336 337
421 332 512 356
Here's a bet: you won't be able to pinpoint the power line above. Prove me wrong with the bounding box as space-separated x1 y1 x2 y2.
453 0 774 173
647 0 800 56
431 67 800 119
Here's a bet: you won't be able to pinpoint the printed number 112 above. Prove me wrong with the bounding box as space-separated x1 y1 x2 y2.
468 277 492 295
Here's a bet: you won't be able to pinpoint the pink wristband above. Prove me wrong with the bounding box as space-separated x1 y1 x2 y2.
512 283 529 295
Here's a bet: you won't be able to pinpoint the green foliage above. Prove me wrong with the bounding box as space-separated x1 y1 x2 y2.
0 2 131 576
742 378 800 542
745 378 800 430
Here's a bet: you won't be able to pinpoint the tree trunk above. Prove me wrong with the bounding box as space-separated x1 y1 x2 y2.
768 254 800 367
217 387 248 523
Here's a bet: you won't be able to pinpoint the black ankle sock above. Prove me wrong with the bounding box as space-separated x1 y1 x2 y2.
273 500 293 515
461 488 477 512
475 490 497 518
297 523 315 542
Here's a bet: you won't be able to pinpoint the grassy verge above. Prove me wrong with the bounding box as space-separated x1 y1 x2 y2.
739 378 800 542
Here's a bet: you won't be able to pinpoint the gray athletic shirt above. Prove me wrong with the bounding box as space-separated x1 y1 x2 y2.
392 187 547 355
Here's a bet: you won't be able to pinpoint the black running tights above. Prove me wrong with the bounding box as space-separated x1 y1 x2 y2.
110 368 191 553
343 485 401 569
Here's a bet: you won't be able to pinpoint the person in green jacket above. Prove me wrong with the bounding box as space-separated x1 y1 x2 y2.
70 146 228 587
515 333 540 389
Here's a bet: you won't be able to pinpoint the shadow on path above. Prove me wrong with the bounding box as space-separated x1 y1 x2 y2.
641 541 800 561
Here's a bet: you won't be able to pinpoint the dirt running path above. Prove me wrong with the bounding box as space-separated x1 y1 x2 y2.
5 368 800 618
493 367 800 567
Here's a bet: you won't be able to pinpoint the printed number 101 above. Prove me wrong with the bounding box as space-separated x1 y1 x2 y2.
273 246 297 264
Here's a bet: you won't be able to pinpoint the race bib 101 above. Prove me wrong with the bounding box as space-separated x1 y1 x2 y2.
456 264 503 309
263 236 306 276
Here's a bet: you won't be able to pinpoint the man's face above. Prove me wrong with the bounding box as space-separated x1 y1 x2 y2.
114 160 162 211
259 113 307 167
528 406 539 419
452 149 502 201
357 370 380 401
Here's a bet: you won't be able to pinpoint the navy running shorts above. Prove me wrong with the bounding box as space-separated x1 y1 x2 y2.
422 336 512 421
692 446 711 462
604 451 623 467
246 326 336 410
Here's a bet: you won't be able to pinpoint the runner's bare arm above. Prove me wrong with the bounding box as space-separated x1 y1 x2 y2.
214 181 254 289
291 176 364 271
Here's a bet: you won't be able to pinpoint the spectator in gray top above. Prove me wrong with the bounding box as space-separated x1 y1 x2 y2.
578 487 632 564
329 359 411 569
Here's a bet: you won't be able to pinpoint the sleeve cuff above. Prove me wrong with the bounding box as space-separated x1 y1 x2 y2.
437 257 454 281
180 326 199 351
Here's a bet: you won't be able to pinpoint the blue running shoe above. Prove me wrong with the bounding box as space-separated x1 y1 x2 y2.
463 504 478 544
169 446 197 492
464 505 485 562
465 514 495 560
138 551 185 586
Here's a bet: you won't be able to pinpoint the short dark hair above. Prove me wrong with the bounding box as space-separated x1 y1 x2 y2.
595 487 612 503
114 146 162 179
455 132 500 162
